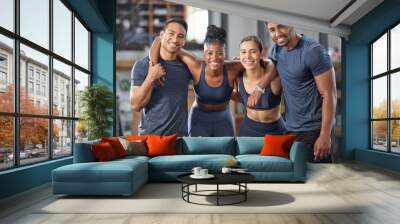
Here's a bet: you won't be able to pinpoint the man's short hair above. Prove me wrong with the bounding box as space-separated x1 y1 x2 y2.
163 18 188 33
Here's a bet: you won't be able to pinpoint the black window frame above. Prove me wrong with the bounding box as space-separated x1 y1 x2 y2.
0 0 92 171
370 20 400 154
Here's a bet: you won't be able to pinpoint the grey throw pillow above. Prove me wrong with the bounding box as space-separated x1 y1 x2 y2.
118 137 147 156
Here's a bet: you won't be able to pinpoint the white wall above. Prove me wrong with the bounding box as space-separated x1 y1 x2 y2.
226 15 258 59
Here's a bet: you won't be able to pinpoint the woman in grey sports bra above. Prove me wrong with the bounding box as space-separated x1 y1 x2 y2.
149 26 275 137
232 36 286 136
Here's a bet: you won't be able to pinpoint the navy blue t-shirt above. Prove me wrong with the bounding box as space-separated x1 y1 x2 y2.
131 56 191 136
269 36 332 132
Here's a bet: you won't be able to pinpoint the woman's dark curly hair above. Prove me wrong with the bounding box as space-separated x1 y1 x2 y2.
204 25 226 45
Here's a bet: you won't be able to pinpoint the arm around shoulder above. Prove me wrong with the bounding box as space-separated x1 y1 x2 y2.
177 49 201 76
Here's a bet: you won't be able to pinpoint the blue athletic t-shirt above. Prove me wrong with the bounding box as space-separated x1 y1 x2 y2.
269 36 332 132
131 56 191 136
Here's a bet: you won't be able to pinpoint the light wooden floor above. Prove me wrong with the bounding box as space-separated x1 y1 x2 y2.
1 162 400 224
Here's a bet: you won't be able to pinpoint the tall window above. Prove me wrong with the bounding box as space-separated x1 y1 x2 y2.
0 0 91 170
370 23 400 154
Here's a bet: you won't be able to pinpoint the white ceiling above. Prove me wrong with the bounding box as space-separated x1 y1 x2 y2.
167 0 384 38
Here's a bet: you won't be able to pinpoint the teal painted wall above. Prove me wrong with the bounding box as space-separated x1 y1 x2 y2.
91 0 116 135
344 0 400 171
0 0 116 200
92 31 116 135
0 158 72 199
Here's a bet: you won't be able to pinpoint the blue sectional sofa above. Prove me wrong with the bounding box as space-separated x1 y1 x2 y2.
52 137 306 196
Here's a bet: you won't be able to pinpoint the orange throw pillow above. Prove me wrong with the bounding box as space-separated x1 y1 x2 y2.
260 134 296 159
101 137 126 158
91 142 117 161
146 135 177 157
124 135 148 141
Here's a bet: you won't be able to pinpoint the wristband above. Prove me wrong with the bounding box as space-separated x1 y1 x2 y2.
254 84 265 94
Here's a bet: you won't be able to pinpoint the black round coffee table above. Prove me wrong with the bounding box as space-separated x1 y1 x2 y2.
177 173 255 206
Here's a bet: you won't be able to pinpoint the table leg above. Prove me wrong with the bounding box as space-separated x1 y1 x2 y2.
245 183 247 201
217 184 220 206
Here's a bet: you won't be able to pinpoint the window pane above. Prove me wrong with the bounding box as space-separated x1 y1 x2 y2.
75 18 89 70
20 0 49 49
53 0 72 60
391 24 400 70
75 120 88 143
20 45 49 115
372 77 387 119
20 117 49 165
74 69 89 118
53 59 72 117
0 0 14 31
391 72 400 118
53 119 72 158
372 121 388 151
372 33 387 76
391 120 400 153
0 116 13 170
0 35 14 112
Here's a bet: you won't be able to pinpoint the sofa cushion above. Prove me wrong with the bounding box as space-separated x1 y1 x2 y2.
236 137 263 155
180 137 235 155
148 154 235 172
124 135 148 142
236 155 293 172
116 155 150 163
101 137 127 158
118 138 147 156
73 139 100 163
147 135 177 157
91 142 118 161
260 134 296 159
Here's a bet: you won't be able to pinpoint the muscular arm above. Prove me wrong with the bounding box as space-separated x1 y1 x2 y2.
149 37 161 66
130 63 165 112
177 48 201 79
258 59 277 89
246 59 278 108
130 84 153 112
230 79 240 102
314 67 337 160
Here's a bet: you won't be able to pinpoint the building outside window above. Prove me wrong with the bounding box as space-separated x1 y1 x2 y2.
0 54 7 89
0 0 91 170
35 83 40 95
28 81 34 94
370 23 400 154
35 70 40 81
41 85 46 97
41 73 46 83
28 66 34 80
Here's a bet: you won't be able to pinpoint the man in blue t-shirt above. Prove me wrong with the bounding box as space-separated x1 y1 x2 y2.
130 18 191 136
264 22 337 163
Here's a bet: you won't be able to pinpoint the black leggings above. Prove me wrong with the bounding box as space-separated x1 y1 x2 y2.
239 116 286 137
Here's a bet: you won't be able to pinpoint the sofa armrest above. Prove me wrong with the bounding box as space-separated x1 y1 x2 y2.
73 140 100 163
289 141 307 182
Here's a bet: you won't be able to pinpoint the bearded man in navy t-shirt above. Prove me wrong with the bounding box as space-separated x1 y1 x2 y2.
264 22 337 163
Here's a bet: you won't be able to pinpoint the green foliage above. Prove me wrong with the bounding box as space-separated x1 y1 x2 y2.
79 84 113 140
